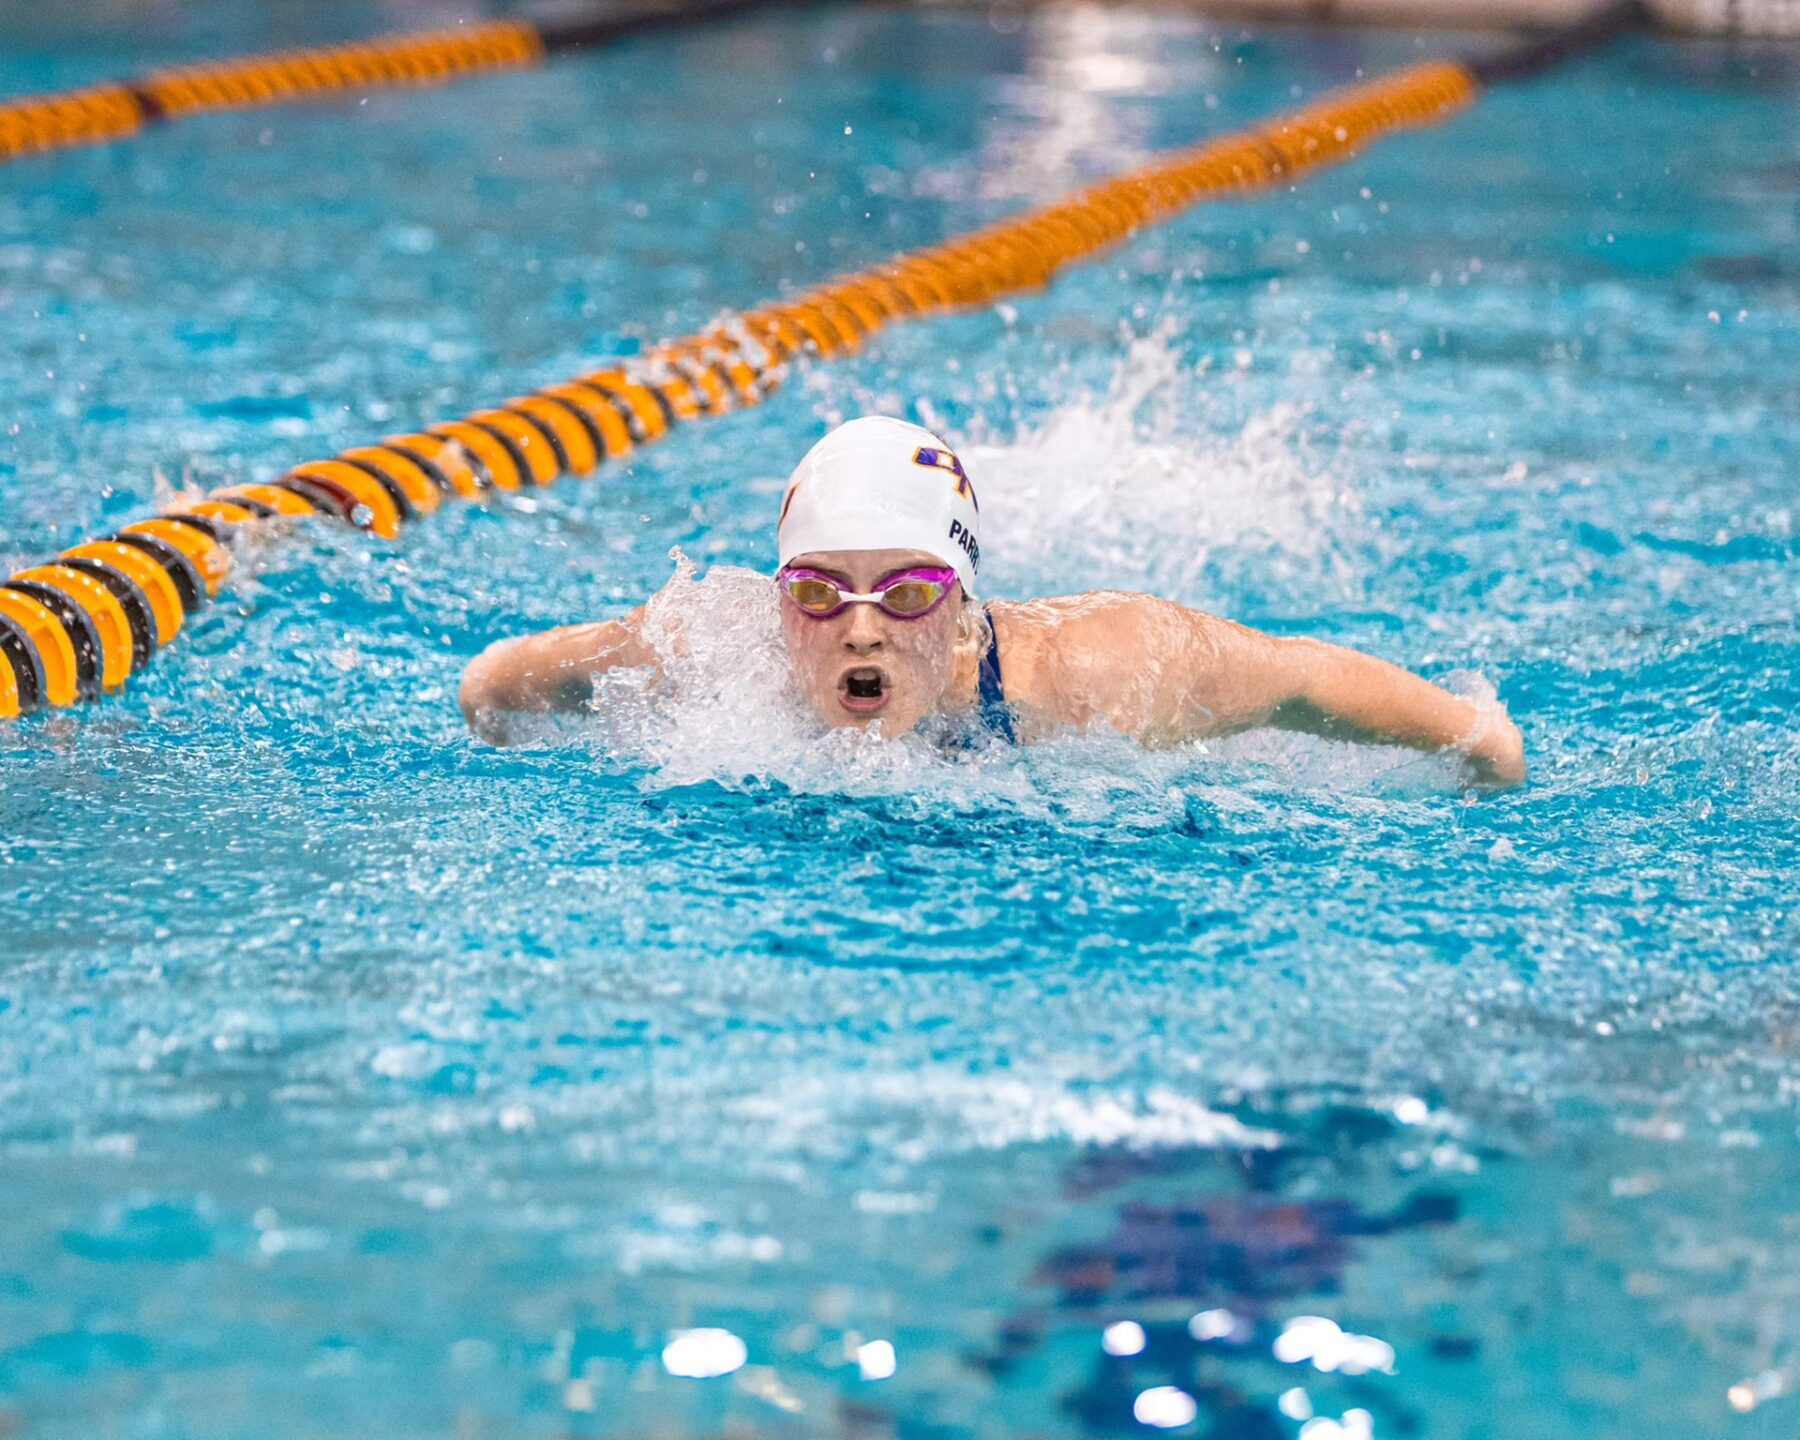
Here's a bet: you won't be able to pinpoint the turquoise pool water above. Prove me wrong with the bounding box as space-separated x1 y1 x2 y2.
2 4 1798 1437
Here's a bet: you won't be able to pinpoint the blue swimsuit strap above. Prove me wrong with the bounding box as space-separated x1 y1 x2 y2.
976 605 1017 743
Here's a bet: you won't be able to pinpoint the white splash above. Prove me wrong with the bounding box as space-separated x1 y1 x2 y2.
583 550 1002 798
726 1072 1282 1157
569 331 1494 800
949 331 1360 603
577 549 1471 801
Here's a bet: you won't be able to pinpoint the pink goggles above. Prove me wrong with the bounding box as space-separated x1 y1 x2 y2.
776 565 959 620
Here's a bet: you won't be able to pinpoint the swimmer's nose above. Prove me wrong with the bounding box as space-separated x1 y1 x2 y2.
841 602 885 655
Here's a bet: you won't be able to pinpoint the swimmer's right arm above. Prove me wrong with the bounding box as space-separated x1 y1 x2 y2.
459 609 654 743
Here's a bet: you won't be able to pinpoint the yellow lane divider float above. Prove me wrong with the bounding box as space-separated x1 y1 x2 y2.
0 22 541 164
0 0 795 168
2 12 1642 719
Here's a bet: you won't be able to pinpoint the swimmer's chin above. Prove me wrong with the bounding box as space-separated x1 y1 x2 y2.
810 692 929 735
818 708 926 737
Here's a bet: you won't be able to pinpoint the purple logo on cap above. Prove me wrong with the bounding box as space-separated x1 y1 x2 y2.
912 446 978 510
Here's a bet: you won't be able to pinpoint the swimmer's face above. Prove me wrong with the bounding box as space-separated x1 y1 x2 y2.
780 548 967 735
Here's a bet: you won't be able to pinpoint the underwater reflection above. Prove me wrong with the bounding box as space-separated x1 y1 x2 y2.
974 1103 1474 1437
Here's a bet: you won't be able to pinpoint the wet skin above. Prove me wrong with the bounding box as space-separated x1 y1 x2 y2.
459 550 1526 786
775 548 981 736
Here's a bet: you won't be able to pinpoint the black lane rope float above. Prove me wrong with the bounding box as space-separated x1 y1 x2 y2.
0 2 1643 720
0 0 801 168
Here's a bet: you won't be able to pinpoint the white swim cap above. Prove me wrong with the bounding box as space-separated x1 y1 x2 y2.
777 416 982 595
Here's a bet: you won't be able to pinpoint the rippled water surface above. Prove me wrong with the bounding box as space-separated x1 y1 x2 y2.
2 3 1798 1437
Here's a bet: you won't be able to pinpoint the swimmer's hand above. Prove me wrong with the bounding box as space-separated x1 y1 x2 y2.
459 610 654 744
1463 710 1527 789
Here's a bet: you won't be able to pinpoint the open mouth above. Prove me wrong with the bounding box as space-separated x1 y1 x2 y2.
837 665 890 715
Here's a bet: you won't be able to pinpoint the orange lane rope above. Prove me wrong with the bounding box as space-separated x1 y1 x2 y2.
0 59 1480 719
0 20 544 165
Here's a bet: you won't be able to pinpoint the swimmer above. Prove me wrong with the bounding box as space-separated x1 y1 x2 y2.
460 416 1525 786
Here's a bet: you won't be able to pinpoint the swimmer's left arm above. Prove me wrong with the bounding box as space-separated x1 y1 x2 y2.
1219 628 1527 788
1002 595 1523 785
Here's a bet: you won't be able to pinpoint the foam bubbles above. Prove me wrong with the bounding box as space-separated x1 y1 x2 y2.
583 550 1012 799
576 335 1494 801
577 549 1479 805
957 331 1359 605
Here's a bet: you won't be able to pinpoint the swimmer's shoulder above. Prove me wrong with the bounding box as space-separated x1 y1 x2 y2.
987 591 1179 706
988 592 1255 726
989 590 1216 655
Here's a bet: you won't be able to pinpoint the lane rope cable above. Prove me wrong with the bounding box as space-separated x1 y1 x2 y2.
0 1 1644 720
0 0 809 168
